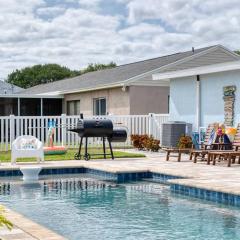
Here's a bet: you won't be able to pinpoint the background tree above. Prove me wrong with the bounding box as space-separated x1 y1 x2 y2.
6 62 117 89
6 64 81 89
80 62 117 74
235 50 240 55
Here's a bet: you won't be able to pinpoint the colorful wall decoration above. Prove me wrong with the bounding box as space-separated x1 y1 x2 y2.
223 85 236 126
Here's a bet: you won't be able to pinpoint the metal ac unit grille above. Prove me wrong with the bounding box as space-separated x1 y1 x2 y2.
161 122 186 147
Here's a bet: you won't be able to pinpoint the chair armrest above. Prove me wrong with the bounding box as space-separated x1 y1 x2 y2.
12 143 18 151
37 141 43 149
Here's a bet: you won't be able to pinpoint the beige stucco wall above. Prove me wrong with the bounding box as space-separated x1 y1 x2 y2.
129 86 169 114
63 87 130 115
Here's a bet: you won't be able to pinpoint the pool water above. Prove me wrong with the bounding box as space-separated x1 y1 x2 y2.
0 174 240 240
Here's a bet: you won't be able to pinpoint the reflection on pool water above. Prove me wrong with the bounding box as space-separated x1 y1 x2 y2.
0 174 239 240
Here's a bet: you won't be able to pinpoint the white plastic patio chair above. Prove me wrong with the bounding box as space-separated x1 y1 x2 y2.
11 135 44 165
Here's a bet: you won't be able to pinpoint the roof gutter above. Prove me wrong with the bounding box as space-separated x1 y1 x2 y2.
0 93 64 99
60 82 124 95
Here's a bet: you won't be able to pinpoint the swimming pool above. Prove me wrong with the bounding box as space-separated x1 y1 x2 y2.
0 174 239 240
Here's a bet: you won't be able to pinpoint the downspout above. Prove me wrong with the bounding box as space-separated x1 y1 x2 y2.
40 98 43 116
17 98 20 116
196 75 201 130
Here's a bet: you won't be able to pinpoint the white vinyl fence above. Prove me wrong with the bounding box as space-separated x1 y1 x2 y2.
0 114 169 151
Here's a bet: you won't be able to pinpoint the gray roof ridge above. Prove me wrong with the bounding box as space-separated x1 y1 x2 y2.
114 44 218 69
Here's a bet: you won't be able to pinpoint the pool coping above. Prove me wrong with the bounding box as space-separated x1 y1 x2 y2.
0 206 66 240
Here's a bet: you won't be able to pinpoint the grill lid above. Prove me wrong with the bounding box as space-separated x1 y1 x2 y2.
69 118 113 137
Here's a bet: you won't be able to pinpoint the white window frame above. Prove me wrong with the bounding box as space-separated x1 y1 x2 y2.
93 97 106 115
67 100 80 115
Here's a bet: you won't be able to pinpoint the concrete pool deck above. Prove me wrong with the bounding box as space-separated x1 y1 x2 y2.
0 150 240 239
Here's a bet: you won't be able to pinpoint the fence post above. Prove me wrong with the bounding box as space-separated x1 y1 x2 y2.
61 114 66 146
10 115 15 150
148 113 154 136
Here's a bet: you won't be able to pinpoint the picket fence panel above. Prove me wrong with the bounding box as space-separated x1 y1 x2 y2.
0 114 169 151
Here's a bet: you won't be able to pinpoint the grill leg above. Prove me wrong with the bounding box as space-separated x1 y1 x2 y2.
103 137 106 159
108 138 114 160
84 137 88 160
79 137 83 156
75 137 83 160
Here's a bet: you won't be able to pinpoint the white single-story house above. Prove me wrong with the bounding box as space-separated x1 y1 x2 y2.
18 46 223 117
5 44 240 124
152 45 240 130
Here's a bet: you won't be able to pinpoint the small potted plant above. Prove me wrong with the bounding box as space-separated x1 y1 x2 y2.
177 135 193 149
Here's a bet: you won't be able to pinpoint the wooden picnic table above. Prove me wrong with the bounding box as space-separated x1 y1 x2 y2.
190 143 232 163
207 151 240 167
165 148 191 162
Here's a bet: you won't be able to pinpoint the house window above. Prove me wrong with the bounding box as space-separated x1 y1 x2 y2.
67 100 80 115
93 98 106 115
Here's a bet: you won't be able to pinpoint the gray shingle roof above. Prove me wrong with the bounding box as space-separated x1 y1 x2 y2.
0 81 23 94
20 45 217 95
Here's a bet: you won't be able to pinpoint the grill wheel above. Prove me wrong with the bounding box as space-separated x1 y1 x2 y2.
74 153 81 160
84 153 91 161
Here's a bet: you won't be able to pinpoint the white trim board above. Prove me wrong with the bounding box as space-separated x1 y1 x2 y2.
0 94 64 99
152 60 240 81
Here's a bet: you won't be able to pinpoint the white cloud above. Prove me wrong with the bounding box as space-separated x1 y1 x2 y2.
78 0 101 6
0 0 45 13
119 23 164 38
36 6 66 18
127 0 240 32
0 0 240 80
126 0 240 49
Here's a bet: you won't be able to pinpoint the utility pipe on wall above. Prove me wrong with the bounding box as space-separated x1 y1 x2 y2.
17 98 20 116
196 75 201 130
40 98 43 116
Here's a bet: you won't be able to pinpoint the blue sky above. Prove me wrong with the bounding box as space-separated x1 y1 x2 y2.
0 0 240 79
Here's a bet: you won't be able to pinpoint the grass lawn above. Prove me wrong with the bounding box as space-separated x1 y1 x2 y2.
0 148 145 163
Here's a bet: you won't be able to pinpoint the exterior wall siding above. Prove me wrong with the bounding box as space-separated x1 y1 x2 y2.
200 70 240 127
129 86 169 114
64 87 130 115
169 70 240 129
169 76 197 128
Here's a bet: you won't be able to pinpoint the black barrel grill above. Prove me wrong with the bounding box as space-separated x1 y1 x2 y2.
69 115 127 160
